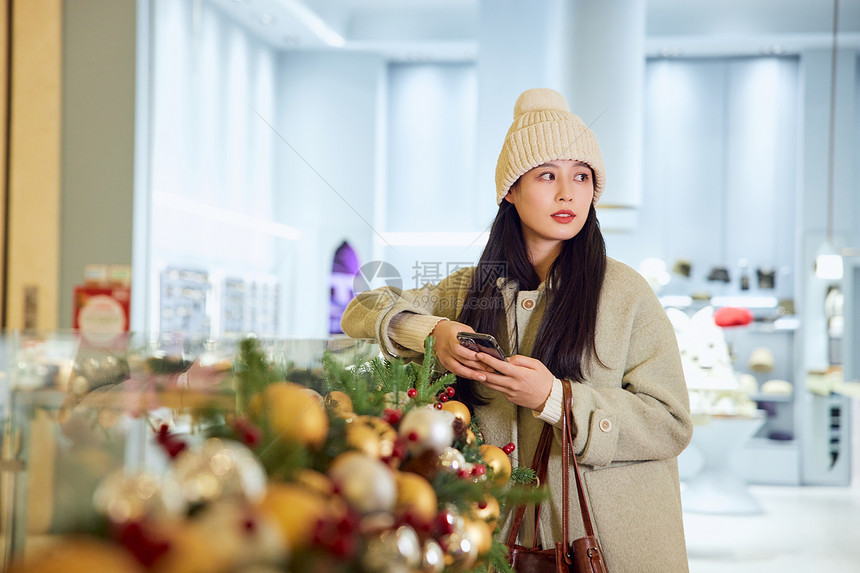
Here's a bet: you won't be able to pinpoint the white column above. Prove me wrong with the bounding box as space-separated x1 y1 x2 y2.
556 0 646 221
475 0 554 222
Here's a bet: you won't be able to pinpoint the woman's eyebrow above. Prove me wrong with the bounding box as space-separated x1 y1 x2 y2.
538 161 589 168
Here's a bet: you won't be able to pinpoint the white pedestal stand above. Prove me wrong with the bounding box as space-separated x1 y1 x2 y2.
682 414 766 514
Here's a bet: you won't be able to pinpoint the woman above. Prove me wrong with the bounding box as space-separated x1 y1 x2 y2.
342 88 692 572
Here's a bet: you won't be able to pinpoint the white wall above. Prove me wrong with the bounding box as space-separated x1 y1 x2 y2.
275 51 385 337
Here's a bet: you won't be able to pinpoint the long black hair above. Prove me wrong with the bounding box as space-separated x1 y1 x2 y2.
454 199 607 411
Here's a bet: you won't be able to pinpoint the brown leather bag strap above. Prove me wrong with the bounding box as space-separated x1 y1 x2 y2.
505 422 554 549
560 380 571 547
506 380 600 552
561 379 596 538
530 421 555 543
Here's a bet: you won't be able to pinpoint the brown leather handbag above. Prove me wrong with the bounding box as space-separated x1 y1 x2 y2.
505 380 608 573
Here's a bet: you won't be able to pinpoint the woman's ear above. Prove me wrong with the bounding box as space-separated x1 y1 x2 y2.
504 183 518 204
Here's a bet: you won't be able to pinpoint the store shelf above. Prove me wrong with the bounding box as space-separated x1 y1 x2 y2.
751 393 794 403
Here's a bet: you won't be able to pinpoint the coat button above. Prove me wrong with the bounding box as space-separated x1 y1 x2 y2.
598 418 612 432
521 298 535 310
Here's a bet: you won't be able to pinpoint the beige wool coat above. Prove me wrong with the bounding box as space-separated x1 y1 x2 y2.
342 257 693 573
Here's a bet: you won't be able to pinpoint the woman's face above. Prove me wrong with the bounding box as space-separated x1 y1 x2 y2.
504 160 594 253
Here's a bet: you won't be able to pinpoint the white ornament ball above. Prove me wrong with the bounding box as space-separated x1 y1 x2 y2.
438 447 467 474
398 408 455 455
170 438 268 505
421 539 445 573
93 469 185 523
441 530 477 570
328 452 396 514
362 525 422 573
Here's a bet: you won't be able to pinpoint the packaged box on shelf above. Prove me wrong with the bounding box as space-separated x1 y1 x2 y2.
73 264 132 344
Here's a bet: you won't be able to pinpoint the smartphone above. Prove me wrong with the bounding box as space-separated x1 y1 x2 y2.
457 332 508 361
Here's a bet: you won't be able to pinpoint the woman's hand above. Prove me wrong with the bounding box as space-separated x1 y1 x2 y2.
430 320 496 380
473 353 554 411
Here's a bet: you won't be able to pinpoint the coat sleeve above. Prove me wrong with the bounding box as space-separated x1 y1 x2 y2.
561 269 693 468
340 267 474 361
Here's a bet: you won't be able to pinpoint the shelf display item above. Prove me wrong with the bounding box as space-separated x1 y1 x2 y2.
748 347 775 373
665 306 756 417
756 267 776 289
760 379 793 396
706 266 730 283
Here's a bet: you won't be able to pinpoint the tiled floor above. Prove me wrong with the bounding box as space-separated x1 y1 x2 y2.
684 484 860 572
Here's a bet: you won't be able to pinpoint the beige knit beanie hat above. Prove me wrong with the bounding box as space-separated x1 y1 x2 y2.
495 88 605 205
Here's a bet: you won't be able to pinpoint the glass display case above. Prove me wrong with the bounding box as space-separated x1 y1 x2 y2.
0 331 379 571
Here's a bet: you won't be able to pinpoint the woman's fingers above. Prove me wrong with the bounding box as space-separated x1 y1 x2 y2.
442 356 489 381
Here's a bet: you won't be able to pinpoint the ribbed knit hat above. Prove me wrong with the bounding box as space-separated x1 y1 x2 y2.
495 88 605 205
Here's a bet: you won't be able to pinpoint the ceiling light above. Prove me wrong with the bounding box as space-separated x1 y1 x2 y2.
258 13 276 25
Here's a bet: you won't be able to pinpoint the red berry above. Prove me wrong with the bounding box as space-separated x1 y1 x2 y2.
407 388 417 398
165 440 187 459
438 394 449 403
383 408 402 425
446 386 456 397
433 511 456 536
434 403 443 410
407 431 420 442
242 516 257 534
471 464 487 476
330 535 355 558
478 501 488 510
458 469 471 479
232 418 262 448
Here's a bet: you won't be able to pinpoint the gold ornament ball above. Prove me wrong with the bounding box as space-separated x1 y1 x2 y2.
346 419 383 458
440 400 471 427
478 444 511 486
10 537 144 573
359 415 397 459
258 482 331 549
248 382 329 447
472 495 501 529
294 468 334 496
464 429 477 446
326 390 353 416
151 520 224 573
395 471 438 524
462 517 494 556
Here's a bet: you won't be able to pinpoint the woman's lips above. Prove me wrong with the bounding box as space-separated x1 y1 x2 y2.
551 210 575 223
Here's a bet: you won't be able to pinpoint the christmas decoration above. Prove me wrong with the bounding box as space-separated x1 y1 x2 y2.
13 336 548 573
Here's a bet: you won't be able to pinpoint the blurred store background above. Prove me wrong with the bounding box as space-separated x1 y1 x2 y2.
0 0 859 571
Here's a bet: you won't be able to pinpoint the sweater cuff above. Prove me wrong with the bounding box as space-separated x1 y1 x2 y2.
533 377 564 424
389 313 449 354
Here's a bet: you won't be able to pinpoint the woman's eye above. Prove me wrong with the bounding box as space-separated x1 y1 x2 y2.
574 173 589 182
538 172 554 181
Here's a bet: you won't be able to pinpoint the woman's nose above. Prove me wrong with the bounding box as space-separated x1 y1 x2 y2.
557 181 573 200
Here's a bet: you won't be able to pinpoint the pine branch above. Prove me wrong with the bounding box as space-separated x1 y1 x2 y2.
234 337 278 412
472 540 514 573
510 466 537 484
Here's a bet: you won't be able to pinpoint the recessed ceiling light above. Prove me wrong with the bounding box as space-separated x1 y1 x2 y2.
258 13 276 25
